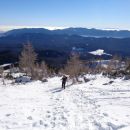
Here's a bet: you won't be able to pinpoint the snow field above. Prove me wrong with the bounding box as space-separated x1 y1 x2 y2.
0 75 130 130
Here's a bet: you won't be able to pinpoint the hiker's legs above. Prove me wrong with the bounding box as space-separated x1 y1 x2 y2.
62 81 66 89
62 82 64 88
63 82 66 89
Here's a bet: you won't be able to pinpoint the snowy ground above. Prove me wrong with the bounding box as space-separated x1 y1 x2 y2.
0 74 130 130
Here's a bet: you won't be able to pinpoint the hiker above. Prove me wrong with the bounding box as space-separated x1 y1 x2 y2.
61 75 67 89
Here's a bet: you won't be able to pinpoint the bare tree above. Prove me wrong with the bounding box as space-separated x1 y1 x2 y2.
39 61 48 77
0 67 5 85
94 57 104 73
125 57 130 73
62 54 86 83
104 54 122 76
111 55 121 70
112 54 122 70
31 61 48 80
19 42 37 77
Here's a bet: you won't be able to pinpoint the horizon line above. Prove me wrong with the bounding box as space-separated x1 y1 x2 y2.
0 25 130 32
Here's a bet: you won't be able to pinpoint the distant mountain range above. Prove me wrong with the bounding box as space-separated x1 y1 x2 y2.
0 31 4 37
4 27 130 38
0 27 130 67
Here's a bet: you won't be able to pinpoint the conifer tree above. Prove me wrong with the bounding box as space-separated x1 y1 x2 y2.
63 54 85 82
19 42 37 76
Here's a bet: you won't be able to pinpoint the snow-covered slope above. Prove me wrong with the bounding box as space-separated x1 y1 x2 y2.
0 75 130 130
89 49 112 56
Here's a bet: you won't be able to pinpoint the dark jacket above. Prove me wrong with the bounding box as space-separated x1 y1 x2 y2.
62 76 67 83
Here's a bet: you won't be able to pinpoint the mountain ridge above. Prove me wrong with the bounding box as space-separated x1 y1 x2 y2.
1 28 130 65
4 27 130 38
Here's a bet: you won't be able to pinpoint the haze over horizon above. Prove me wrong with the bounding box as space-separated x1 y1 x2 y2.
0 0 130 31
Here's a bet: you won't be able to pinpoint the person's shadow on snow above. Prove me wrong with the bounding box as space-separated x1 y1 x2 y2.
50 87 63 93
50 83 73 93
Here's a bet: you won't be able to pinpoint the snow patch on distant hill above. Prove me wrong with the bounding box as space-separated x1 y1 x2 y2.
89 49 112 56
0 63 11 68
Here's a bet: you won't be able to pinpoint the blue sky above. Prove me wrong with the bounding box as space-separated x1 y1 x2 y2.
0 0 130 31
